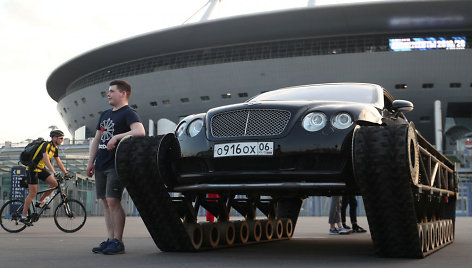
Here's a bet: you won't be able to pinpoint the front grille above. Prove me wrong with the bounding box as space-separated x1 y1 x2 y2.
211 109 291 138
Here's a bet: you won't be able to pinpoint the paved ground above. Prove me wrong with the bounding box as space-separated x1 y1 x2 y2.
0 216 471 267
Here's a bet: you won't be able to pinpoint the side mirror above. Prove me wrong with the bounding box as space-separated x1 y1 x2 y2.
392 100 414 113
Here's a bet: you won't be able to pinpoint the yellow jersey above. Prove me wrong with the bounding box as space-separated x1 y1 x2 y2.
26 142 59 172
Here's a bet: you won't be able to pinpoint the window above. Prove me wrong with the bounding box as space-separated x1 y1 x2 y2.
81 97 86 103
450 83 461 88
150 101 158 106
221 93 232 99
200 96 210 101
395 84 407 89
238 92 248 98
162 100 170 105
89 114 94 118
422 83 434 88
419 116 431 122
101 91 107 97
74 100 79 106
180 98 190 103
130 104 138 109
82 116 86 120
63 108 67 114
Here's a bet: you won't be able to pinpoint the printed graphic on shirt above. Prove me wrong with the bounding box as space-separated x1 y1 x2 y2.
100 118 115 145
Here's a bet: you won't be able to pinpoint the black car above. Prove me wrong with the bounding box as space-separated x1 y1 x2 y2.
116 82 458 257
173 83 409 195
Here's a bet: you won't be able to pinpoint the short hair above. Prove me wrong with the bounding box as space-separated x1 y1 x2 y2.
109 80 132 99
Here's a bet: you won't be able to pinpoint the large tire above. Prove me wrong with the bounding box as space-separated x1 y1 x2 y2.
353 123 423 258
115 135 194 251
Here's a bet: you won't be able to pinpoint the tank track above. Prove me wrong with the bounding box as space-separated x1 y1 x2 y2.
353 123 457 258
115 135 293 251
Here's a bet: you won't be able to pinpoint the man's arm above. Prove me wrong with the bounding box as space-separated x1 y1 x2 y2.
54 157 68 175
106 122 145 150
86 130 101 177
43 152 57 175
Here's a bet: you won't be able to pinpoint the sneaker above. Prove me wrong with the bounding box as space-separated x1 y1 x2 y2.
338 227 352 235
92 239 111 253
102 239 125 255
19 217 33 226
329 227 339 235
352 224 367 233
342 223 351 229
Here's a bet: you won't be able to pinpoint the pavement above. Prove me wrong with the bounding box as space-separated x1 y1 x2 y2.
0 216 471 268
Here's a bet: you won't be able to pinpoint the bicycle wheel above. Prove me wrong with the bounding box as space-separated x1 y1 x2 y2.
0 199 30 233
54 199 87 233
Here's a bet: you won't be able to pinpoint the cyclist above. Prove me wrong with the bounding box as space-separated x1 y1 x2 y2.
20 130 69 225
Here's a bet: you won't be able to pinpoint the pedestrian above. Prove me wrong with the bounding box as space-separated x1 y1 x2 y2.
328 196 352 235
20 130 69 225
341 195 367 233
87 80 145 254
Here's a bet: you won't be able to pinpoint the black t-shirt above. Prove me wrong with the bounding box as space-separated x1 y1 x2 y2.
94 105 141 171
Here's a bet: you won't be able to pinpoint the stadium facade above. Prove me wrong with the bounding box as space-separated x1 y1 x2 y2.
15 0 467 216
47 0 472 154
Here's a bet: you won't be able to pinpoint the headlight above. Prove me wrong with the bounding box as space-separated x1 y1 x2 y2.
331 113 352 129
302 112 327 132
175 122 187 138
188 119 203 137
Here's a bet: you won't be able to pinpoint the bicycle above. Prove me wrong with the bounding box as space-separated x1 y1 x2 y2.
0 173 87 233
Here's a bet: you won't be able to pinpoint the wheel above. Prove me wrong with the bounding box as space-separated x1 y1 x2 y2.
0 199 29 233
352 123 423 257
54 199 87 233
276 197 302 232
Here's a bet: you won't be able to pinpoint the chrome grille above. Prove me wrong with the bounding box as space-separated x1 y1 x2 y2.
211 109 291 138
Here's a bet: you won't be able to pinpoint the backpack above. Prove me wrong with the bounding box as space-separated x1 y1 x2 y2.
19 138 46 168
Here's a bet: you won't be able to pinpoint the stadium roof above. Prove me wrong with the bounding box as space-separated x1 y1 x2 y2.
46 0 472 101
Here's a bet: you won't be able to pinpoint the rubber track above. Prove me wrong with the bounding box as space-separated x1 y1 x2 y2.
353 125 423 258
116 136 194 251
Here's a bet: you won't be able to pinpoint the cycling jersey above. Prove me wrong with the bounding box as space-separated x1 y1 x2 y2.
26 141 58 172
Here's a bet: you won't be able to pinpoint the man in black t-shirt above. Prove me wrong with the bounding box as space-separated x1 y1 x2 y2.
87 80 145 254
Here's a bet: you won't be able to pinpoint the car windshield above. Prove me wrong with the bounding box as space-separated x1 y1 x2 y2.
250 84 381 105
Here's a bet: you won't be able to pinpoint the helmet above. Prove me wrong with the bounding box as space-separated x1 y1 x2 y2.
50 130 64 138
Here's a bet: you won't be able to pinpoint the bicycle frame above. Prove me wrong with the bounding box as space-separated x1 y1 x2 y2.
29 179 68 221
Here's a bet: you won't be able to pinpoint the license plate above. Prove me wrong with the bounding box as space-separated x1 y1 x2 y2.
214 142 274 158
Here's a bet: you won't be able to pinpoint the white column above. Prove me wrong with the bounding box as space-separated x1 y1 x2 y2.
434 100 443 152
148 119 155 137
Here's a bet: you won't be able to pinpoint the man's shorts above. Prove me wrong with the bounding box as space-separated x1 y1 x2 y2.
95 168 124 200
27 170 51 185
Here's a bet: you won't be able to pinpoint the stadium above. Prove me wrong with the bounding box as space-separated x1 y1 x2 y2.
2 0 471 217
46 0 472 155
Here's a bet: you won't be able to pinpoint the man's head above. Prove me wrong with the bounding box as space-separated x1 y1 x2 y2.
50 130 64 146
108 80 131 107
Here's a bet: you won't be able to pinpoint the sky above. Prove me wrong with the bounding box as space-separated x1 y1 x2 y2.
0 0 380 143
